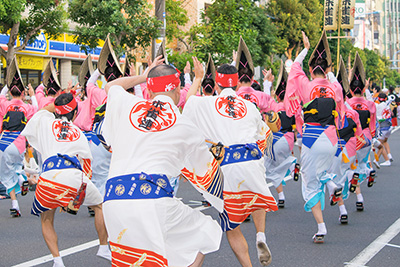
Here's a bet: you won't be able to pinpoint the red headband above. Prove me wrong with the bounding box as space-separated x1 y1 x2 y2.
215 72 238 88
54 97 78 115
146 72 181 93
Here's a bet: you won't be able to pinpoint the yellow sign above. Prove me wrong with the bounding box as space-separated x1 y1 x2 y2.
16 55 43 70
341 0 356 30
324 0 339 31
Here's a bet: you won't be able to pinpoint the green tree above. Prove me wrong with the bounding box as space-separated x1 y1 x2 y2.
165 0 189 47
267 0 323 60
68 0 161 57
194 0 277 66
0 0 66 67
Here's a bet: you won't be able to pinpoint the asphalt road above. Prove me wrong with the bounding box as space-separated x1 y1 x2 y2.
1 130 400 267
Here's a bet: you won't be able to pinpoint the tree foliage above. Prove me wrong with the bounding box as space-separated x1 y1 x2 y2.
194 0 277 66
267 0 323 59
68 0 161 57
0 0 66 66
165 0 189 45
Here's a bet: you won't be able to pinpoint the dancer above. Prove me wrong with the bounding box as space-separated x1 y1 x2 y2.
184 61 277 266
284 31 344 243
0 57 37 217
21 92 111 267
346 53 377 211
102 56 223 267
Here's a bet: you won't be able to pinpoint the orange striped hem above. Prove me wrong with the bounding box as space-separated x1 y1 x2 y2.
35 177 77 210
109 241 168 267
223 191 278 224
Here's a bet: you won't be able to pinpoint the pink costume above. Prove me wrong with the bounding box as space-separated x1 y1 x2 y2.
74 83 107 131
35 84 55 110
236 86 273 113
285 55 345 212
346 97 376 140
0 97 37 153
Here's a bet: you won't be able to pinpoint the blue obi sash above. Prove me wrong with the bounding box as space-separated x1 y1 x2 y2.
220 143 262 166
0 131 20 152
83 131 101 146
42 154 82 173
92 119 108 147
335 139 347 157
302 124 330 149
104 173 174 202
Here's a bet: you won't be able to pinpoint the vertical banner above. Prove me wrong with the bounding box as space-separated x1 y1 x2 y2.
341 0 356 29
324 0 339 31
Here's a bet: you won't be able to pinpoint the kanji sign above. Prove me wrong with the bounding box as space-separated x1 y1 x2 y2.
341 0 356 29
324 0 339 31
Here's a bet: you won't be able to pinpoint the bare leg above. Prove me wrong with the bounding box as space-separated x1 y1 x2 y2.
383 139 391 155
252 209 266 233
189 253 205 267
355 186 361 196
89 204 108 245
275 184 283 194
311 201 324 224
9 189 16 201
41 209 59 257
226 226 252 267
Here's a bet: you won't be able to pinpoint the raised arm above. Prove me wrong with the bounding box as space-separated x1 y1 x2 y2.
185 57 204 102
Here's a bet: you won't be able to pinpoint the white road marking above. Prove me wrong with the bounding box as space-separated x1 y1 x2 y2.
344 217 400 267
391 125 400 133
12 239 99 267
14 174 296 266
385 243 400 249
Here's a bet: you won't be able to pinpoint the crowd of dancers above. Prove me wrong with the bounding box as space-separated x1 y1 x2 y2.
0 31 398 267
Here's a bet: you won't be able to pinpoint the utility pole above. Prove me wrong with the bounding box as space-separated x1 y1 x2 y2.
152 0 166 60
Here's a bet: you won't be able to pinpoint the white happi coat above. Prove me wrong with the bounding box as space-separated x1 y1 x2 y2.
102 86 222 267
183 88 277 231
21 110 102 214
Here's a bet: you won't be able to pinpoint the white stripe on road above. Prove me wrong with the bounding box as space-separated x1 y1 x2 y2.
345 217 400 267
391 125 400 133
13 175 295 266
385 243 400 249
12 239 99 267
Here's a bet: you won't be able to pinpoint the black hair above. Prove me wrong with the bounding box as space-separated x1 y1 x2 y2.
375 86 381 92
251 82 261 92
216 64 238 90
350 79 365 95
46 74 61 96
378 92 387 100
54 93 78 121
276 80 287 101
9 75 24 97
389 86 395 93
371 82 377 89
309 57 329 76
104 66 122 82
238 68 253 83
202 78 215 95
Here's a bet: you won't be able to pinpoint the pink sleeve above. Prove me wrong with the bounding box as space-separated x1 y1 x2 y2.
177 83 191 108
284 62 308 116
87 83 107 108
0 95 6 117
35 84 46 108
258 92 273 113
141 83 151 100
369 101 377 137
25 104 38 120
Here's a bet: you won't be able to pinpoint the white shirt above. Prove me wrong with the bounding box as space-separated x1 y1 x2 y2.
21 110 91 161
103 85 216 180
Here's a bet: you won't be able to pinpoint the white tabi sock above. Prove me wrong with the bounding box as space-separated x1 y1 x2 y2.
356 193 364 203
388 153 393 160
12 200 19 210
52 256 65 267
339 205 347 215
326 180 337 196
97 244 112 261
278 192 285 200
317 223 327 235
18 174 25 187
256 232 266 244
